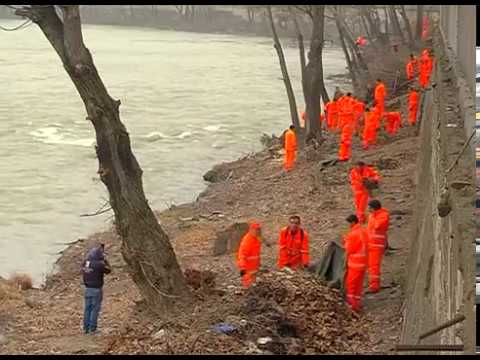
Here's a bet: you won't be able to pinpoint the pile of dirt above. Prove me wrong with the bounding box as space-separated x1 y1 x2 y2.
235 270 368 354
103 270 369 355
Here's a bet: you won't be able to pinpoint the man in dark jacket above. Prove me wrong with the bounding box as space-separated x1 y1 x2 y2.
82 244 111 334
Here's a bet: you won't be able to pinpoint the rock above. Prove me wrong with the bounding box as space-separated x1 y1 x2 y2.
257 337 273 345
212 222 249 256
152 329 166 340
203 165 231 183
0 334 7 346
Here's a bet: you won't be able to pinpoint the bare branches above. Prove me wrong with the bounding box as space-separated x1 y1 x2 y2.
0 19 32 31
80 200 112 217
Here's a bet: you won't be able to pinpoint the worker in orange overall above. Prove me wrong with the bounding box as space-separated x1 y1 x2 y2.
356 36 367 47
337 92 355 129
283 125 297 172
421 16 429 40
353 98 365 135
362 106 379 150
419 49 433 89
350 161 380 224
324 100 338 131
342 214 368 312
374 79 386 117
338 120 354 162
237 222 262 288
408 87 419 125
406 54 418 81
277 215 310 270
384 111 402 135
366 200 390 293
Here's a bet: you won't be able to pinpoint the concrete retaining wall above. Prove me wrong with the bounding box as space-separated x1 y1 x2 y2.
400 27 476 354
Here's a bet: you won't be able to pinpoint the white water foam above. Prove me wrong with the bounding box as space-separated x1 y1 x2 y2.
203 125 222 132
30 127 95 147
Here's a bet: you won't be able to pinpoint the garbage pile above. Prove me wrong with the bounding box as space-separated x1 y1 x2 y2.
104 270 370 355
232 270 368 354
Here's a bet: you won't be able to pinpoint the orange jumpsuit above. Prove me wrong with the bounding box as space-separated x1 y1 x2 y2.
356 36 367 46
284 129 297 171
277 227 309 269
384 112 401 135
419 50 433 88
374 82 386 117
353 100 365 134
421 16 429 40
406 58 418 80
350 166 380 223
367 207 390 292
237 232 261 288
337 95 355 129
324 101 338 130
338 122 354 161
362 110 379 149
344 223 368 312
408 89 419 125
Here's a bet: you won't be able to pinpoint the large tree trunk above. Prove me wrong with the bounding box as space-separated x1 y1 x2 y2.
16 5 190 313
266 6 301 131
415 5 424 41
399 5 415 50
291 12 308 107
303 5 327 143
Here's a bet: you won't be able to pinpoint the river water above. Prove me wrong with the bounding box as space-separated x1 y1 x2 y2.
0 20 347 286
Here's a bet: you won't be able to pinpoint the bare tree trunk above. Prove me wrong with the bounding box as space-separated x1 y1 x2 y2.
389 6 405 43
266 6 301 131
16 5 190 313
336 10 368 71
383 7 389 35
292 12 308 107
303 5 327 142
335 14 357 87
416 5 424 41
317 7 329 106
399 5 415 49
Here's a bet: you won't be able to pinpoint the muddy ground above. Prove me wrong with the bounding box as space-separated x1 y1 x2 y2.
0 106 420 354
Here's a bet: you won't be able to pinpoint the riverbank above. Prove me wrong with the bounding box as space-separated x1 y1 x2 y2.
0 102 421 353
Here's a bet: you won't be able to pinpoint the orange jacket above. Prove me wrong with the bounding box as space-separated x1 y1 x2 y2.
277 227 309 269
374 82 386 102
367 208 390 249
408 90 418 109
324 101 338 115
364 111 378 130
338 95 354 116
284 129 297 152
344 223 368 270
237 233 261 272
385 111 401 124
420 51 433 74
406 59 418 79
350 165 380 192
354 100 365 118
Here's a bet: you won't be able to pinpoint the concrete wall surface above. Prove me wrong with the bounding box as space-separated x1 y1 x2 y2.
439 5 476 94
400 26 476 354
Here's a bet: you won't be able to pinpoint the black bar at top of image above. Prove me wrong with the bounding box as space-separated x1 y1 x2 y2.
477 6 480 46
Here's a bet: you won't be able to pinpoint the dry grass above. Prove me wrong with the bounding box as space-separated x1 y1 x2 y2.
7 273 33 291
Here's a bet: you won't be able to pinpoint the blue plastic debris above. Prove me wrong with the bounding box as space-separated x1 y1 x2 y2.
212 323 236 334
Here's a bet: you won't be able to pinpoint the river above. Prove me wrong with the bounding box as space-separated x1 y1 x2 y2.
0 19 347 286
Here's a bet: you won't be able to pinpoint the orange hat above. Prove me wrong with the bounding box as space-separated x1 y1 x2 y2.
249 222 261 230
